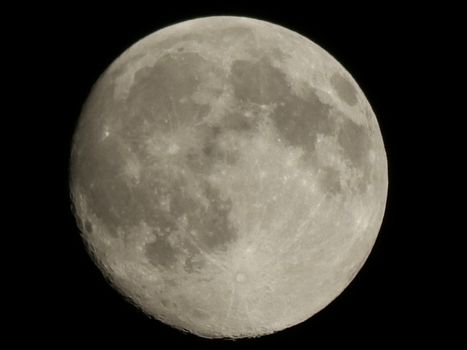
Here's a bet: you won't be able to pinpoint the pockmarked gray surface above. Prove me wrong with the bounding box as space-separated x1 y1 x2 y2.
70 16 388 338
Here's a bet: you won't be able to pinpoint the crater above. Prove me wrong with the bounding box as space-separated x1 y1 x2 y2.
72 137 143 234
201 139 239 165
73 136 184 236
186 125 240 174
144 238 178 268
330 72 358 106
173 181 237 250
84 219 93 233
161 298 178 310
142 179 237 270
183 254 206 273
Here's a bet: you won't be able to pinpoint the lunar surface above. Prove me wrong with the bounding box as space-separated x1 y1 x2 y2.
70 16 388 338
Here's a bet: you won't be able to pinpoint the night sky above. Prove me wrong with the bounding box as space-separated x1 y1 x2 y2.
12 3 457 348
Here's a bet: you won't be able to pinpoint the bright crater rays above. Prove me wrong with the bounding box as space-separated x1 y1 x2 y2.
70 16 388 338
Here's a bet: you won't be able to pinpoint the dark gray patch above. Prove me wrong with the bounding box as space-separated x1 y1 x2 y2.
186 125 240 174
185 150 209 173
185 150 208 174
201 140 238 165
72 137 140 234
161 298 178 309
224 111 256 132
122 52 213 140
165 279 179 287
337 119 370 168
319 167 342 194
183 255 206 274
330 72 358 106
202 122 242 164
230 57 290 104
337 119 373 192
84 220 93 233
269 86 334 162
144 238 178 268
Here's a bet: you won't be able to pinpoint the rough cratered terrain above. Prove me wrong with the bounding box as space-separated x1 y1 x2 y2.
70 16 387 338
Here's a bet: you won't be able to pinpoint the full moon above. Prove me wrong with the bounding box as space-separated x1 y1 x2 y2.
70 16 388 338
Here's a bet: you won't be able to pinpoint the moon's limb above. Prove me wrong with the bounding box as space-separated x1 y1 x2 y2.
70 16 388 338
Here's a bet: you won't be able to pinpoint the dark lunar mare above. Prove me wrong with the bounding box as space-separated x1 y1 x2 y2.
71 49 373 273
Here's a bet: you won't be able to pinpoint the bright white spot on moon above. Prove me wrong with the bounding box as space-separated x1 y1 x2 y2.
70 16 388 339
167 143 180 155
236 273 246 282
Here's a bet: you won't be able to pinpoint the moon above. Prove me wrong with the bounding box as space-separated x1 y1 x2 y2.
70 16 388 338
